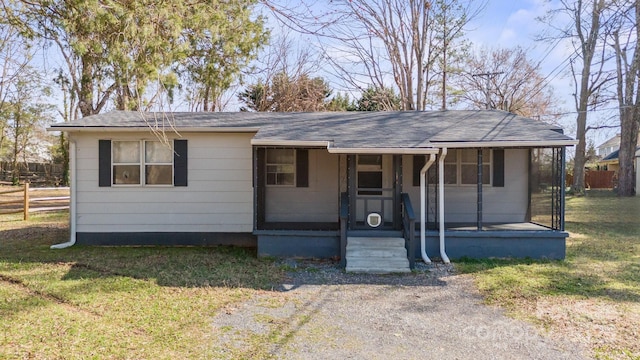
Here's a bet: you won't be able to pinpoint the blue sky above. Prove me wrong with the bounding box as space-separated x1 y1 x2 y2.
464 0 616 147
37 0 615 148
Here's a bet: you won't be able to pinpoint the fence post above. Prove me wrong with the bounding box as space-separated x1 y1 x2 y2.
23 183 29 220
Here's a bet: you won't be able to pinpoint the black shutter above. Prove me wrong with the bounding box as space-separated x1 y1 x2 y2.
174 139 188 186
99 140 111 187
493 149 505 187
413 155 426 187
296 149 309 188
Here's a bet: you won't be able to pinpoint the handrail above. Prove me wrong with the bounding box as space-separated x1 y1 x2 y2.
401 193 416 269
339 192 349 268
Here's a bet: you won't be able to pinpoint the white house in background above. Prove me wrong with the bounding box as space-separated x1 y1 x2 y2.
49 110 576 272
597 134 622 158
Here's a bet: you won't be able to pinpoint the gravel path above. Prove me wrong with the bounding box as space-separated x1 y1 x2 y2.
212 260 590 359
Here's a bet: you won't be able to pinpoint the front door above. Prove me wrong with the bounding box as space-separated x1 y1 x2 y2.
354 154 396 229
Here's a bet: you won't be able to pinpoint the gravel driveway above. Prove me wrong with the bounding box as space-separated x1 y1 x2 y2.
212 261 590 359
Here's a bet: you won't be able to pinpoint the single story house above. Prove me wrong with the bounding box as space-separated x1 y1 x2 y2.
600 146 640 192
49 110 576 271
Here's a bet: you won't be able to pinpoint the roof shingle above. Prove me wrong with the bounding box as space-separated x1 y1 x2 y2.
50 110 575 149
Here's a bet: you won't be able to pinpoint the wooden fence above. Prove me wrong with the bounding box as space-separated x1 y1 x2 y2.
0 183 70 220
566 170 616 189
0 162 65 186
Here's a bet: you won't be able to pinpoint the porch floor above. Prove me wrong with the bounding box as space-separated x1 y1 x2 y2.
445 222 549 231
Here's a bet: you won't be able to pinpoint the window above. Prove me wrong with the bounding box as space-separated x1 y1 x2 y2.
266 149 295 186
112 141 141 185
145 141 173 185
413 149 493 186
357 155 383 195
460 149 490 185
112 141 174 186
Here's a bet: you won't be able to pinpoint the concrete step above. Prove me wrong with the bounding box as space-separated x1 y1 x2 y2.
347 257 410 268
345 267 411 274
346 258 411 274
346 246 407 258
346 237 405 248
345 236 410 274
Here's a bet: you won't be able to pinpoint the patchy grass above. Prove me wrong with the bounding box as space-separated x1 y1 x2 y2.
0 211 284 359
457 193 640 359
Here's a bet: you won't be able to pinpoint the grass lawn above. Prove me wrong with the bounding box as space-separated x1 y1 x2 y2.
0 211 284 359
457 192 640 359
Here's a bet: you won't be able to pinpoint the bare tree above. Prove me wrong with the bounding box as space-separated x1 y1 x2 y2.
237 31 328 112
457 46 563 122
610 0 639 196
540 0 614 194
261 0 484 111
0 26 33 161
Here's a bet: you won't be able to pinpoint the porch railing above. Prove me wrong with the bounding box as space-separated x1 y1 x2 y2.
401 193 416 270
339 192 349 268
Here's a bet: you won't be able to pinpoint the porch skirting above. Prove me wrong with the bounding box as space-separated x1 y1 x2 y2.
413 230 568 260
255 230 340 258
75 232 257 247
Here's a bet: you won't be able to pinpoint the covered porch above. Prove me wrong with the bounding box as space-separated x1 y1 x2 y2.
254 145 569 269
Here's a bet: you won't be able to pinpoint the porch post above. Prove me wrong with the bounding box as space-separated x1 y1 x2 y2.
477 148 483 230
393 155 402 230
561 147 566 231
347 155 356 228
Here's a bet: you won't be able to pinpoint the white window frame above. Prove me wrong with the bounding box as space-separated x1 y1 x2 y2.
265 148 296 187
111 140 174 187
444 149 493 186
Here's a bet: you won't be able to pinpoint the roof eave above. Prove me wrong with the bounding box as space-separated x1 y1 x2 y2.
430 140 579 148
327 147 439 155
48 126 260 133
250 139 331 147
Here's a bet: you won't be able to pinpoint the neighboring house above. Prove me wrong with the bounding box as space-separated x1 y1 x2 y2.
49 110 576 270
600 146 640 190
596 133 640 171
597 134 622 158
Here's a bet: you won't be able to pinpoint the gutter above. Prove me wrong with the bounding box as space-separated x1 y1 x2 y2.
327 143 439 155
251 140 331 147
431 140 578 148
51 139 77 249
420 153 437 263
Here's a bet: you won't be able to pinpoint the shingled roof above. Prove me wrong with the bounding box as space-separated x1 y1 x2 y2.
49 110 576 150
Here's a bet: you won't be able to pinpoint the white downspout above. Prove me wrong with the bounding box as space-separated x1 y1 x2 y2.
420 154 437 263
51 139 76 249
438 148 451 263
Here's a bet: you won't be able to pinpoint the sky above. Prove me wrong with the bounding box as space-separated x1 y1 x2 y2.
253 0 616 148
462 0 617 148
36 0 618 149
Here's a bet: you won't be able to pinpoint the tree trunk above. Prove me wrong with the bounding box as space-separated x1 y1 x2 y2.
571 0 605 195
616 108 638 196
572 110 588 194
11 106 21 185
614 1 640 197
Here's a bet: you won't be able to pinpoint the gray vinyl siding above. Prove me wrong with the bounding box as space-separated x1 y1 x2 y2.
265 149 339 222
403 149 529 223
72 132 254 233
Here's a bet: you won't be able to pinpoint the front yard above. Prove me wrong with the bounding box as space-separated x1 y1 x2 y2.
458 193 640 359
0 211 284 359
1 193 638 359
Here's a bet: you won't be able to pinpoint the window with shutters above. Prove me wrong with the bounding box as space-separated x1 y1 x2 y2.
266 149 295 186
112 141 174 186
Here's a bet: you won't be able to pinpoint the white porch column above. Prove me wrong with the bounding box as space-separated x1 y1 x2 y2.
438 148 450 263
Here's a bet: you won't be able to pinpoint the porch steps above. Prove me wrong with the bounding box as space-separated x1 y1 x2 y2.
346 237 410 274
